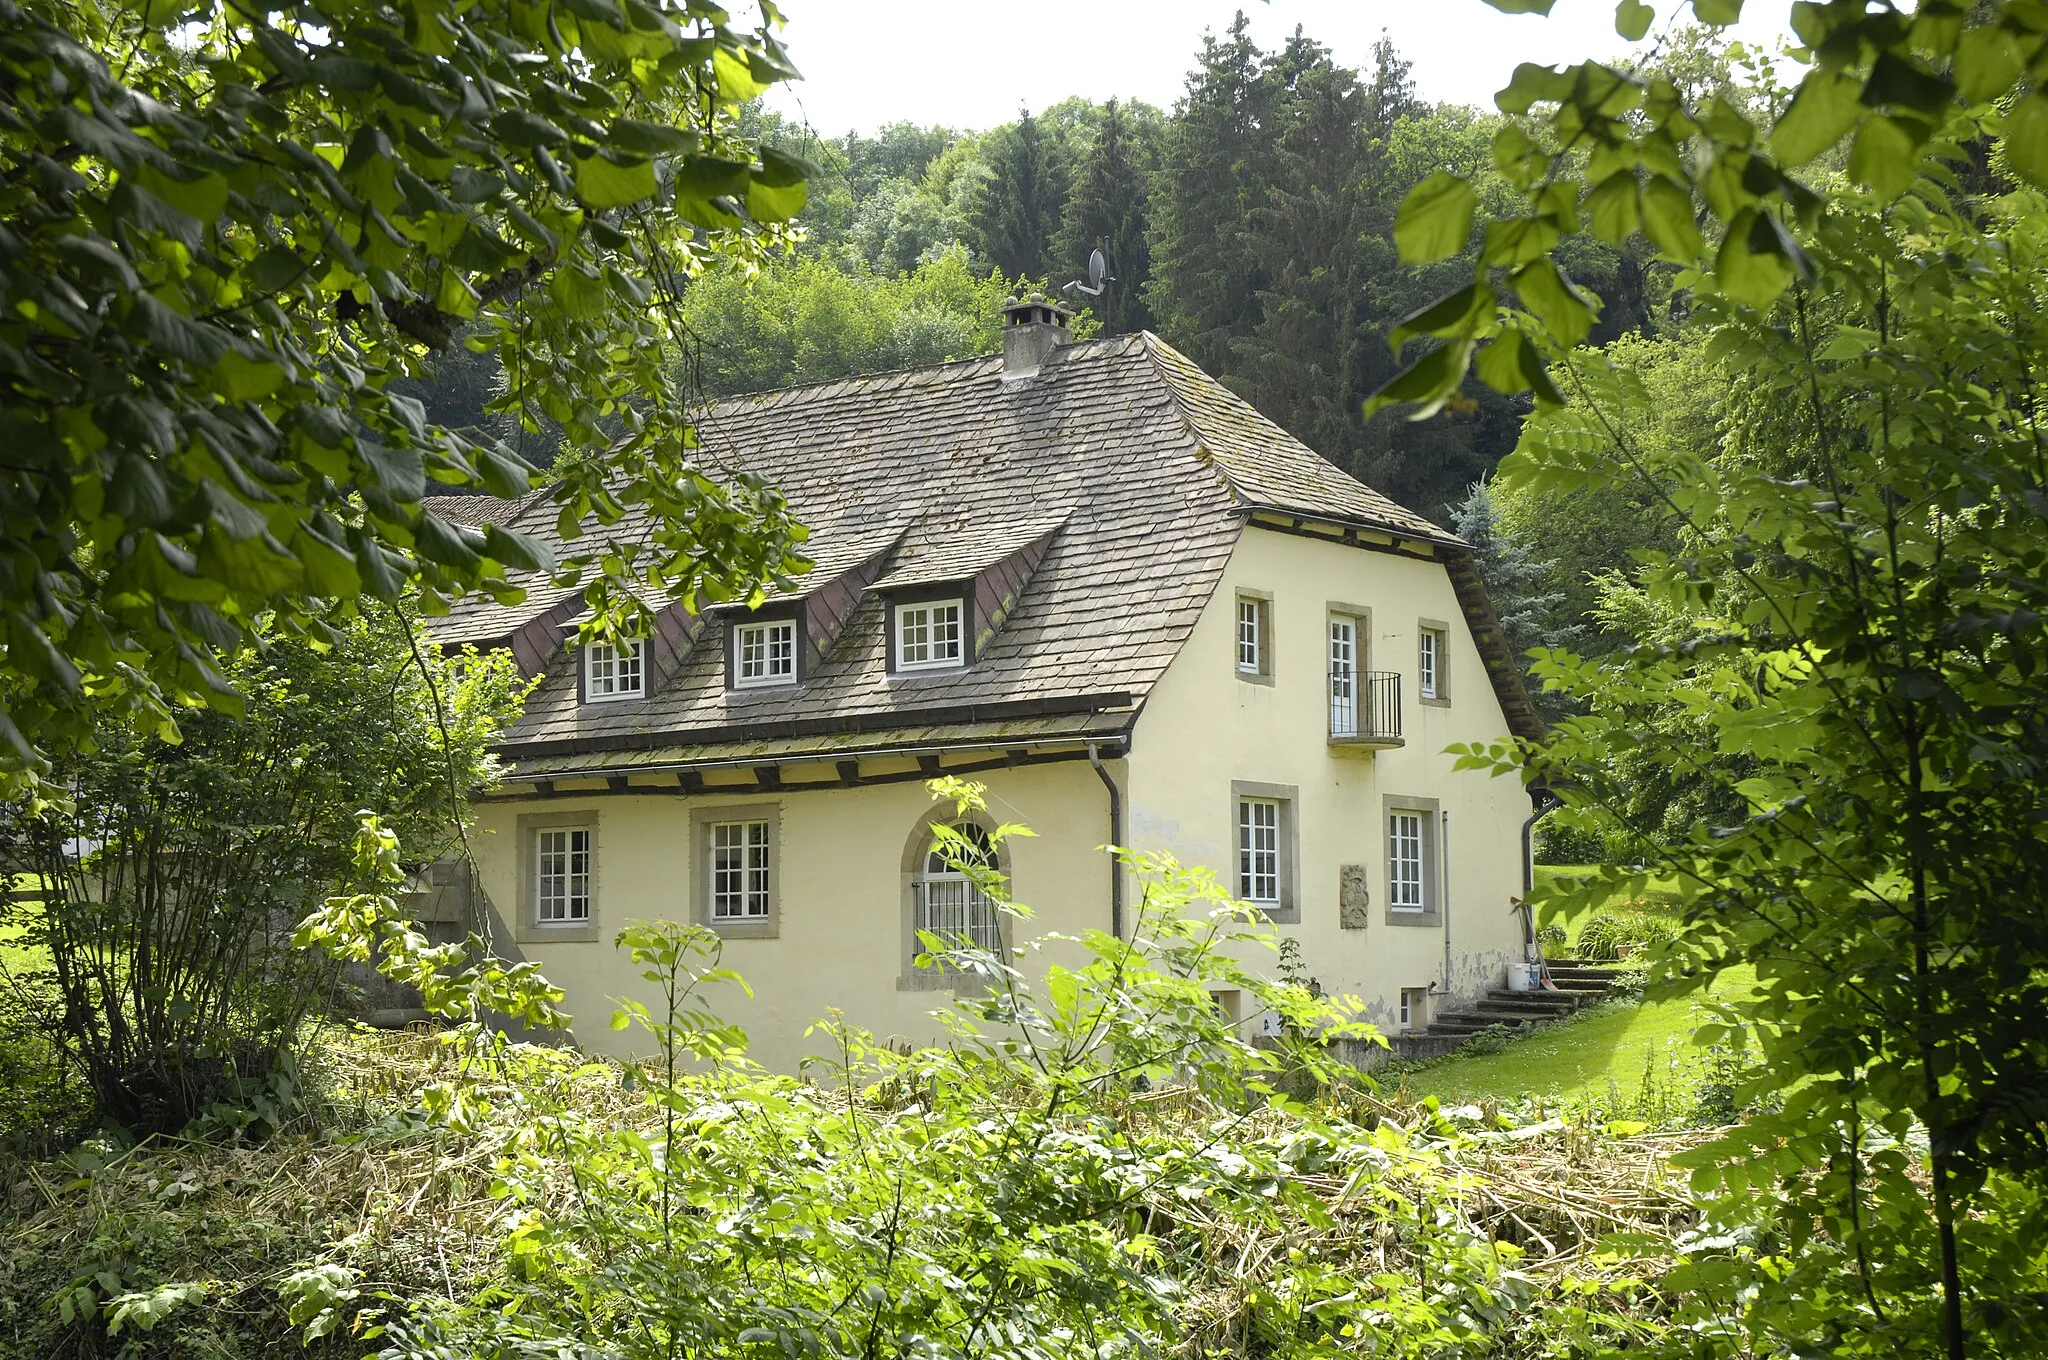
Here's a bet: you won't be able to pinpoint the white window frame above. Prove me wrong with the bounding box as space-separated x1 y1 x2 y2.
912 822 1002 960
708 818 773 921
894 598 965 672
584 638 645 701
1418 622 1450 703
734 618 797 688
1236 597 1263 674
1399 987 1430 1031
1237 797 1281 907
1388 810 1426 912
1329 614 1359 736
535 826 592 924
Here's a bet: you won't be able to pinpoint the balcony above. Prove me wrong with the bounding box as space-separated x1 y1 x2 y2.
1329 670 1403 752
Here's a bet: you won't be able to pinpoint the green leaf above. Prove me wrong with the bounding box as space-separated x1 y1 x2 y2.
1363 339 1477 420
2002 95 2048 193
1584 171 1641 244
1848 115 1919 201
1394 172 1478 264
1496 62 1577 116
133 163 229 224
1639 175 1704 261
1513 260 1595 349
1390 282 1495 353
1483 0 1555 11
1474 328 1565 408
1955 25 2028 105
1771 69 1863 166
1693 0 1743 22
1615 0 1654 40
571 151 656 209
1714 207 1795 308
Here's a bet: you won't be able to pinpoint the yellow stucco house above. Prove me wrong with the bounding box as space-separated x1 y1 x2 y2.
430 299 1546 1070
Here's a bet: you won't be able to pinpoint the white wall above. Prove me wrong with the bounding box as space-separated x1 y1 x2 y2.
1124 525 1534 1036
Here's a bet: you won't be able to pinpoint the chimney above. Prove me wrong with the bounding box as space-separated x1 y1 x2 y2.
1000 292 1073 381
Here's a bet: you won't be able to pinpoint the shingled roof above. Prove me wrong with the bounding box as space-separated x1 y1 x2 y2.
431 331 1539 776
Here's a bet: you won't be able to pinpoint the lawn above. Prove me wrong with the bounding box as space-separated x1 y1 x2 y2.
1395 964 1758 1114
1395 865 1754 1116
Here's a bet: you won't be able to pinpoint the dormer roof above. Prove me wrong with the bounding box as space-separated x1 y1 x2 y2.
426 331 1537 776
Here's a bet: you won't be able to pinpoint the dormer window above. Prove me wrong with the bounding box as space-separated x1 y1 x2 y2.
893 599 964 671
584 639 644 701
734 618 797 688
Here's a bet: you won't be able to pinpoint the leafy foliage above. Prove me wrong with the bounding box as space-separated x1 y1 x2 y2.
1429 6 2048 1352
0 0 814 791
0 616 528 1134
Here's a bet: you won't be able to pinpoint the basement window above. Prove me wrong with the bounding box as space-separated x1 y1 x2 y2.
584 640 644 701
1399 987 1430 1031
894 599 964 671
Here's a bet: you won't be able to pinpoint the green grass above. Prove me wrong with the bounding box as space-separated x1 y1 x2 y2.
1397 965 1758 1110
1394 865 1752 1115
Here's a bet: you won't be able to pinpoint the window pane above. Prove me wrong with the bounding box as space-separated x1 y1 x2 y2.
1237 798 1279 903
1388 812 1424 910
1237 599 1261 671
914 822 999 958
1329 617 1356 735
1420 631 1439 699
536 827 591 922
710 820 771 919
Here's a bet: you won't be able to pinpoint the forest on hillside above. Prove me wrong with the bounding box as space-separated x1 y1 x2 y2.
413 16 1759 523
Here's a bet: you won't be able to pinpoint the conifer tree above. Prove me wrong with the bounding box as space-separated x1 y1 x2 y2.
971 108 1067 282
1145 13 1274 376
1052 98 1155 334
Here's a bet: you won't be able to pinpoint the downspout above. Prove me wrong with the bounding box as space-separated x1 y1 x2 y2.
1441 809 1453 994
1087 742 1124 940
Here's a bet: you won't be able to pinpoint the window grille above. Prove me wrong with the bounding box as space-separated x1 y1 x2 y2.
912 823 1000 956
709 820 771 920
1329 616 1358 735
536 828 591 922
1419 629 1441 700
897 601 963 669
1236 598 1263 673
736 620 796 686
586 640 644 699
1388 812 1425 911
1238 797 1280 904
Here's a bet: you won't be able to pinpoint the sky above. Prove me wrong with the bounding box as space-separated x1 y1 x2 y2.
762 1 1797 137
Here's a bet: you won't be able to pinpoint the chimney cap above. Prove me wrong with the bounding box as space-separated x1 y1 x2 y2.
1001 293 1075 328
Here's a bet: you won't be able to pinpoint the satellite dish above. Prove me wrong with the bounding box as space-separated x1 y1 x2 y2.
1062 242 1116 299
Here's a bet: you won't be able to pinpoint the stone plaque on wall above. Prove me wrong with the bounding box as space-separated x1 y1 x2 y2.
1338 864 1371 929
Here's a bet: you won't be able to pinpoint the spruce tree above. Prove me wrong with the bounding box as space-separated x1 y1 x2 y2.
1145 13 1274 376
971 108 1067 282
1052 99 1155 334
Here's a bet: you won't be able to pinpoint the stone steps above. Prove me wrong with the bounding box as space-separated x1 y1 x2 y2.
1410 961 1624 1048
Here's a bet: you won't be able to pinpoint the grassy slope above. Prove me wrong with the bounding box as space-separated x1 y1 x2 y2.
1397 965 1757 1110
1398 866 1748 1111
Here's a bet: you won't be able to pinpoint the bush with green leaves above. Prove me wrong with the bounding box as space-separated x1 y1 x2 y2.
1415 3 2048 1354
1573 908 1681 963
0 0 814 793
0 615 528 1136
277 782 1685 1360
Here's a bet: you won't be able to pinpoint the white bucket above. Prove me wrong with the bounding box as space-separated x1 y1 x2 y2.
1506 961 1543 992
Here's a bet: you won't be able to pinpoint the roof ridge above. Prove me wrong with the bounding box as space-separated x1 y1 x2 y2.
688 332 1145 418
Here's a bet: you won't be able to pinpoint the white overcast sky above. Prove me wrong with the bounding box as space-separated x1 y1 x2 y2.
762 1 1797 136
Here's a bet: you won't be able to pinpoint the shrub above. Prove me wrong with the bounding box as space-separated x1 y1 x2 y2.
1575 909 1681 962
0 617 528 1136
